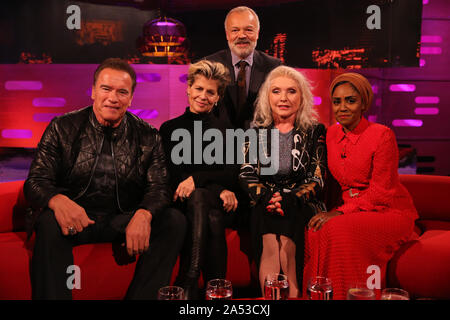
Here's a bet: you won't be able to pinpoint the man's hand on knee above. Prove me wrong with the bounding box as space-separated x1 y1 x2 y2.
48 194 95 236
125 209 152 256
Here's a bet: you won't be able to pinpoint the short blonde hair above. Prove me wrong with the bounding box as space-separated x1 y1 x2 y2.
253 66 318 130
187 60 230 97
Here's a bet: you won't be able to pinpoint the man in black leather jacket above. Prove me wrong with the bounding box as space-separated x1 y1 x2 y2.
24 58 186 299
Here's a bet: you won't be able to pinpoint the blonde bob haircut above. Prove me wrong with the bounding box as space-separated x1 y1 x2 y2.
187 60 231 97
253 65 318 130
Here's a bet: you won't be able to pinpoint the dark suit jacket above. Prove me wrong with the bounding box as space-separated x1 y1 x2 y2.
204 49 282 129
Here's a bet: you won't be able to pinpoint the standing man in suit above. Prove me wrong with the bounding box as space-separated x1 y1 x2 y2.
205 6 282 129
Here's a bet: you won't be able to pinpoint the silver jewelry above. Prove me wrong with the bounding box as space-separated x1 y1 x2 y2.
349 188 359 198
68 226 76 235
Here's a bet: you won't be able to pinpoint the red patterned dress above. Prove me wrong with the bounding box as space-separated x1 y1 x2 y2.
303 117 418 299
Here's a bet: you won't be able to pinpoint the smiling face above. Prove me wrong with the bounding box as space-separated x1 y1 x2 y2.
269 76 302 125
91 68 133 127
225 10 259 59
332 82 366 132
187 75 220 114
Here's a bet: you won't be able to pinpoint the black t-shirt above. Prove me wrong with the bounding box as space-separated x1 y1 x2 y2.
77 128 119 216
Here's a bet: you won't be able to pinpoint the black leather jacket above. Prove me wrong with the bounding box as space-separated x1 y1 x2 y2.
24 106 171 227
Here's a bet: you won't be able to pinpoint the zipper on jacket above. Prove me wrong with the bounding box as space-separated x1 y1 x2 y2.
72 135 104 201
111 138 126 214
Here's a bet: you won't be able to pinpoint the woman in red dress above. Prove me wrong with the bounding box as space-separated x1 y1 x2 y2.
303 73 418 299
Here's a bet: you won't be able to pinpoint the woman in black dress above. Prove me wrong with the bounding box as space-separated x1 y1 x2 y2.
239 66 326 297
159 60 239 299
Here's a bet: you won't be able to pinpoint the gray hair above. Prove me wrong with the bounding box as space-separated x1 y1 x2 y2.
253 66 318 130
224 6 260 32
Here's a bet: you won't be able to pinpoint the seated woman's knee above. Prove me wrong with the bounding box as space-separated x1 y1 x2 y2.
188 188 211 203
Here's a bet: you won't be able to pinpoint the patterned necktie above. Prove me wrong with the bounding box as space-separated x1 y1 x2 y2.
237 60 248 111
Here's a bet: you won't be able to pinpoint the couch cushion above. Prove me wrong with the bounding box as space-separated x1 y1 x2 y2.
0 180 28 233
0 232 32 299
225 230 253 287
416 219 450 233
399 175 450 222
387 229 450 299
72 243 136 300
0 231 138 300
0 228 254 300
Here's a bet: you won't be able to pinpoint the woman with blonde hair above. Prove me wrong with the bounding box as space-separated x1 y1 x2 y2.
160 60 240 299
239 65 327 297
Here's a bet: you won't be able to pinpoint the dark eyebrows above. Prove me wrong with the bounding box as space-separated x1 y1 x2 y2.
100 84 130 94
333 95 357 99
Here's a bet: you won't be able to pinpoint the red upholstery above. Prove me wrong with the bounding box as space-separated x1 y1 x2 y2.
387 230 450 299
387 175 450 299
399 174 450 222
0 180 27 233
0 181 254 299
0 175 449 299
0 232 32 299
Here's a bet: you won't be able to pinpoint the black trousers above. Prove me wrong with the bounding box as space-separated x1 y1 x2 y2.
31 208 186 300
175 188 234 285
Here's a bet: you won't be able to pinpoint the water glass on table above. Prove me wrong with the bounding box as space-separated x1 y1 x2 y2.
157 286 185 300
381 288 410 300
264 273 289 300
205 279 233 300
307 276 333 300
346 282 376 300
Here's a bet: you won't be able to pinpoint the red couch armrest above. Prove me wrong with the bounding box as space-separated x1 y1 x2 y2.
0 180 27 233
399 174 450 222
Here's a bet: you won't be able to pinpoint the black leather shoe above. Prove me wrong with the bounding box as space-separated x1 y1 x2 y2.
183 277 199 300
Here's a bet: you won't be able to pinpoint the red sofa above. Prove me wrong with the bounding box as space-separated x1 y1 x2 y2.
0 174 449 300
0 180 255 300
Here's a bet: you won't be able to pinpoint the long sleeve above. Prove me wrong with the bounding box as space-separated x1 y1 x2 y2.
159 121 189 191
137 132 171 218
24 118 64 208
239 134 269 207
292 124 327 200
337 129 399 214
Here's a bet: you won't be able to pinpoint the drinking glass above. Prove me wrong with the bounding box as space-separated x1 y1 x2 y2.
205 279 233 300
157 286 185 300
307 276 333 300
346 282 376 300
264 273 289 300
381 288 410 300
